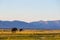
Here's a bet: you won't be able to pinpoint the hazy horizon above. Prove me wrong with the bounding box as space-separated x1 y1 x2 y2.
0 0 60 22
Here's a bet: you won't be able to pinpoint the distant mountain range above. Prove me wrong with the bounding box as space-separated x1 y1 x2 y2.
0 20 60 29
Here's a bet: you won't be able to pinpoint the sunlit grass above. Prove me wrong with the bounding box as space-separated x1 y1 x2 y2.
0 30 60 40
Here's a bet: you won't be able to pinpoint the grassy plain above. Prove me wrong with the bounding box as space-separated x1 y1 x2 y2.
0 30 60 40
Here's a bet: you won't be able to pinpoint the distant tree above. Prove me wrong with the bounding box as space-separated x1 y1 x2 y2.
11 28 17 32
19 29 23 31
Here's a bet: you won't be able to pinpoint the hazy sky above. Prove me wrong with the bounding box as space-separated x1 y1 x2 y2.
0 0 60 22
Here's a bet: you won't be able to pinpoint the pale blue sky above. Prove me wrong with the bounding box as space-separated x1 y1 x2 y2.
0 0 60 22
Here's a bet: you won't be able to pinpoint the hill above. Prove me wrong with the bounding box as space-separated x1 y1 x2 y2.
0 20 60 29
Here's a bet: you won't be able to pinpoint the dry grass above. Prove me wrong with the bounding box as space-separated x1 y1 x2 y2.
0 30 60 40
0 30 60 34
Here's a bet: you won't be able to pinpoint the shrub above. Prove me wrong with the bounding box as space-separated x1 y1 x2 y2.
11 28 17 32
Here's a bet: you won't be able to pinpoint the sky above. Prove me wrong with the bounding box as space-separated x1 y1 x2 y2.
0 0 60 22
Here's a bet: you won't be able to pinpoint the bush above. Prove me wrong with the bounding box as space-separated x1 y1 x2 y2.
19 29 23 31
11 28 17 32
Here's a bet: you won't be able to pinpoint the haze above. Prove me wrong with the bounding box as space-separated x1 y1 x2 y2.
0 0 60 22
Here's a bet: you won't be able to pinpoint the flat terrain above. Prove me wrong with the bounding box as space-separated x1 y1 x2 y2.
0 30 60 40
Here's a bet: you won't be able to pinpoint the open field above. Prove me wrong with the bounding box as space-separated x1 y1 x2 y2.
0 30 60 40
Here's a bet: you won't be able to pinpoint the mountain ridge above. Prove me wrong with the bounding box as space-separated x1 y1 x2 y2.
0 20 60 29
